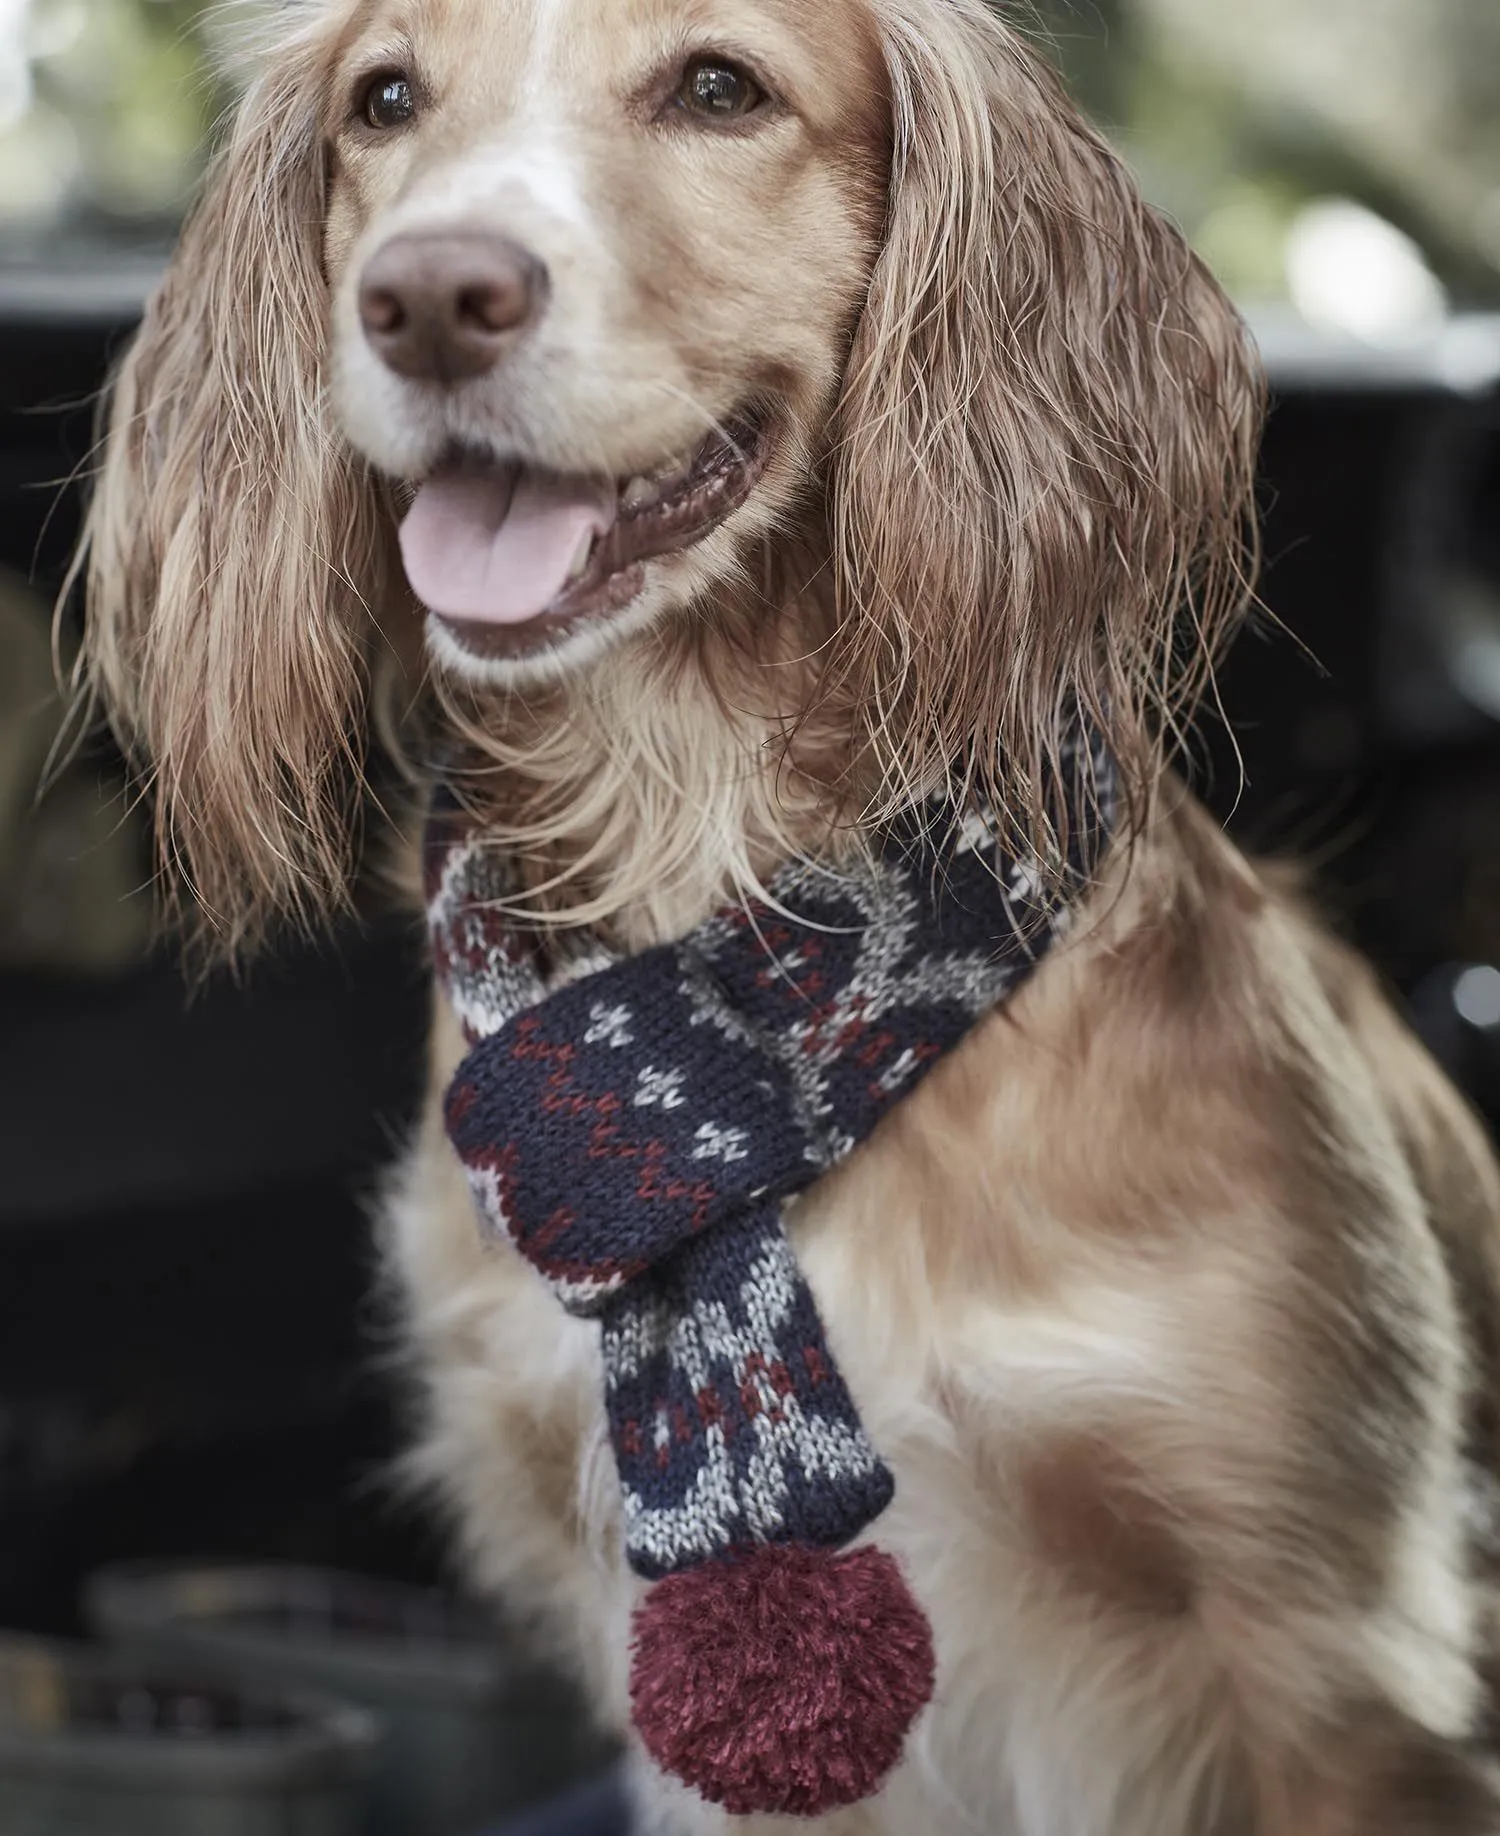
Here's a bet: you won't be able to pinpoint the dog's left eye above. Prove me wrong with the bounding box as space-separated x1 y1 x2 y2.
361 73 416 130
677 59 763 120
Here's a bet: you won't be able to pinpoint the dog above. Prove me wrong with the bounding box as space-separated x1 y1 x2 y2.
77 0 1500 1828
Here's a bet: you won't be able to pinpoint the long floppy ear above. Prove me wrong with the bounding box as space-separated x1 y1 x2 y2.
76 20 386 959
832 0 1264 854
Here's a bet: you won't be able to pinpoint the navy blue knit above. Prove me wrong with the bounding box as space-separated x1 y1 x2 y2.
428 734 1116 1580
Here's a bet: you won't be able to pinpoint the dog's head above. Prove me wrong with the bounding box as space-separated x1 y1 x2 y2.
80 0 1262 951
325 0 891 691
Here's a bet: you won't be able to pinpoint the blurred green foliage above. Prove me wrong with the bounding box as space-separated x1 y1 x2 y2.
0 0 1496 306
1032 0 1500 305
0 0 221 235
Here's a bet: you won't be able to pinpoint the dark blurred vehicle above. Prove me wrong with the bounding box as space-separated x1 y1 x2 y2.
0 272 434 1631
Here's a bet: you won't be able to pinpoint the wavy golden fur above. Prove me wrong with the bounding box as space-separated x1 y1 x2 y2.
79 0 1500 1828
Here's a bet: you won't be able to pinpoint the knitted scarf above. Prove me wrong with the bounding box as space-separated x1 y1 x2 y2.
425 733 1116 1817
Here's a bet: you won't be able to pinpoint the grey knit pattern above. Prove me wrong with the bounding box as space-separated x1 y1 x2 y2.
429 731 1117 1578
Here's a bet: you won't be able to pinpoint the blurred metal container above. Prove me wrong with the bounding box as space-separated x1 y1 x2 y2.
85 1562 609 1836
0 1630 375 1836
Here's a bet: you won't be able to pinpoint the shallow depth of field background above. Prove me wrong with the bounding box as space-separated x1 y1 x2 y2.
1 0 1498 315
0 4 1498 1833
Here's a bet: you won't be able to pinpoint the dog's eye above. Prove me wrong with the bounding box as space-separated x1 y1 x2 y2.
677 59 763 120
361 73 416 130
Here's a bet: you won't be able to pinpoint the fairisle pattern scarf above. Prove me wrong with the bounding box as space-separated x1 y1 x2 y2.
425 732 1116 1812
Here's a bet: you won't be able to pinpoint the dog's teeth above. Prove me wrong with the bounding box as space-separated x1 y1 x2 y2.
565 531 593 583
621 475 655 512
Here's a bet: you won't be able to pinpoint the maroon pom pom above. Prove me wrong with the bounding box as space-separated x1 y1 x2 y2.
628 1542 935 1817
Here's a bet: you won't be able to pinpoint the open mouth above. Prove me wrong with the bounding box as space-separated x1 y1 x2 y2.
398 409 772 660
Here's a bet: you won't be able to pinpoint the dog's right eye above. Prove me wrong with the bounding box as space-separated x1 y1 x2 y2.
676 59 764 121
361 73 416 130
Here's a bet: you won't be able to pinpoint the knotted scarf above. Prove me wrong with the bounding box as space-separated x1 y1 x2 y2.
425 732 1117 1816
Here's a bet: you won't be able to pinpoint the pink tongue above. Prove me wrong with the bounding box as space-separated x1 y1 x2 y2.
399 465 617 625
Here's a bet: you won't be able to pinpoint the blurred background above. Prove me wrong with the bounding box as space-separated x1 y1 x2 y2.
0 0 1498 1830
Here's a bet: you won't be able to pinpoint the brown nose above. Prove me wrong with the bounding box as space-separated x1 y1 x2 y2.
358 231 547 382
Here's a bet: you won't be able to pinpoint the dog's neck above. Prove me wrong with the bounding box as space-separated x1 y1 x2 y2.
429 557 866 952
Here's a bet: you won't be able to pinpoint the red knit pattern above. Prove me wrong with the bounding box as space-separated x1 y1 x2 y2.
628 1543 935 1817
